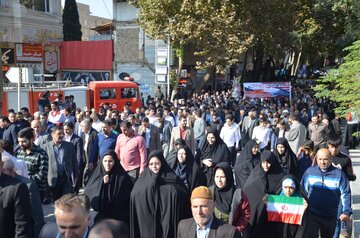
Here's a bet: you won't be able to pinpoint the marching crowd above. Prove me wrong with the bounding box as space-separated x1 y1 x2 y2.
0 84 358 238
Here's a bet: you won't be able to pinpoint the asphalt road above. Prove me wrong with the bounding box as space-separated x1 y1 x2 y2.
350 148 360 238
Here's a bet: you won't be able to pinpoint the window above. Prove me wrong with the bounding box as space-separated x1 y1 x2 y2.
121 88 137 99
20 0 50 12
100 88 116 100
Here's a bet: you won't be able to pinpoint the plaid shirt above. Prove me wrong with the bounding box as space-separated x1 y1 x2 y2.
15 144 50 198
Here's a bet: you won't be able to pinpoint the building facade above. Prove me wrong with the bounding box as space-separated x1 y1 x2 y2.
113 0 160 97
77 2 112 41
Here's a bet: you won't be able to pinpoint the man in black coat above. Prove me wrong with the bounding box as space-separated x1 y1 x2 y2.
64 121 84 193
0 116 19 148
178 186 240 238
0 153 33 238
80 119 98 186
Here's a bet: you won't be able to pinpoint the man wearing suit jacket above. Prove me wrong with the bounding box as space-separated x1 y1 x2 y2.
74 113 84 137
2 157 44 238
41 126 79 202
64 122 84 194
155 113 173 158
169 115 196 155
285 115 307 154
137 117 161 155
0 153 33 238
0 116 19 148
178 186 240 238
80 119 98 186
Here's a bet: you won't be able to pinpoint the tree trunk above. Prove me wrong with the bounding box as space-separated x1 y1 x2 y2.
253 48 264 82
294 51 302 77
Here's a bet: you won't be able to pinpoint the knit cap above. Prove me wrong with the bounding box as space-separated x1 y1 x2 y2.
191 186 213 200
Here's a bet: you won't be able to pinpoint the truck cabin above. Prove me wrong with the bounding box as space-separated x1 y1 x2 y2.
88 81 142 112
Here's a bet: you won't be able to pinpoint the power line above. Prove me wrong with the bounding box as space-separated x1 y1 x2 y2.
102 0 112 19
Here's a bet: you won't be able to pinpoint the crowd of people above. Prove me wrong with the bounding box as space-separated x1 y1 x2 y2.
0 82 358 238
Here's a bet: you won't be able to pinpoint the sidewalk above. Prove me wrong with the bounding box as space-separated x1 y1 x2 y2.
351 148 360 238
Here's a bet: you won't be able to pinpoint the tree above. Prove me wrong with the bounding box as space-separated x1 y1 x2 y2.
130 0 305 73
130 0 359 79
314 40 360 115
62 0 82 41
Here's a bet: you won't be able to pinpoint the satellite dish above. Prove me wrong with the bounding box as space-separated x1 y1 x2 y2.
119 72 130 80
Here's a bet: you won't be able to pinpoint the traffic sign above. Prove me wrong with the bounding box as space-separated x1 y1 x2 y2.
5 67 33 83
5 66 20 83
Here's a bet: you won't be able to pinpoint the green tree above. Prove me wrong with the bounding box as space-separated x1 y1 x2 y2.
130 0 359 78
62 0 82 41
314 40 360 115
130 0 305 73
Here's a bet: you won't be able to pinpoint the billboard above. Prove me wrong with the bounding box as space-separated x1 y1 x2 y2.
243 82 291 98
15 43 43 62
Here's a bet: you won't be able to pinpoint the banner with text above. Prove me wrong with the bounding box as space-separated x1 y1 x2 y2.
243 82 291 98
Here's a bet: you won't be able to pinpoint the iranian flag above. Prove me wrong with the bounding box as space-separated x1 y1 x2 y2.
266 195 305 225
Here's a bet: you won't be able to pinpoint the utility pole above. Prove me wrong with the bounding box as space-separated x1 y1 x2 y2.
166 33 171 100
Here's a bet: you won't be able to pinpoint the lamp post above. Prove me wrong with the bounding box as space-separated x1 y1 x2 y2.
167 33 171 100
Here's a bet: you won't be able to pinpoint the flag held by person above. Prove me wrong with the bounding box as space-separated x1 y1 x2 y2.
266 195 305 225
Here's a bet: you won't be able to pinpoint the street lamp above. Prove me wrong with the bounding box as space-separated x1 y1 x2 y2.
166 18 174 100
167 33 171 100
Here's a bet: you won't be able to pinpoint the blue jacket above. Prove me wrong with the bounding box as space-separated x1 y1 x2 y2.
301 165 351 219
90 132 117 163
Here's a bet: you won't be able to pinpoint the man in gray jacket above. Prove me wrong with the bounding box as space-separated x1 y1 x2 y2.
41 126 79 202
308 115 329 151
286 115 307 154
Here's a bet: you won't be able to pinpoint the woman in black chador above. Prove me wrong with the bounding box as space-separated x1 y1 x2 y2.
234 140 261 188
130 150 190 238
274 137 298 176
242 150 284 238
167 145 206 192
196 127 231 186
85 150 133 225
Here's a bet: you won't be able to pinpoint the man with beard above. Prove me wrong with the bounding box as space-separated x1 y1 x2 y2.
41 126 79 201
14 127 51 204
169 115 196 155
90 119 117 162
115 121 147 181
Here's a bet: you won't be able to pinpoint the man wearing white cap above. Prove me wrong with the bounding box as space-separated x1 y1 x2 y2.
177 186 241 238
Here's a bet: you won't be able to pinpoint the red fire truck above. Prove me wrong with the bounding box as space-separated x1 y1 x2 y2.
2 81 142 115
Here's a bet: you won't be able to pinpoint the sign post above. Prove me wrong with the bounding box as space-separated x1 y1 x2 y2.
166 33 171 99
18 66 21 111
155 40 169 99
5 67 24 111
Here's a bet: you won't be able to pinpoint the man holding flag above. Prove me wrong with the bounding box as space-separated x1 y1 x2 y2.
301 148 351 238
